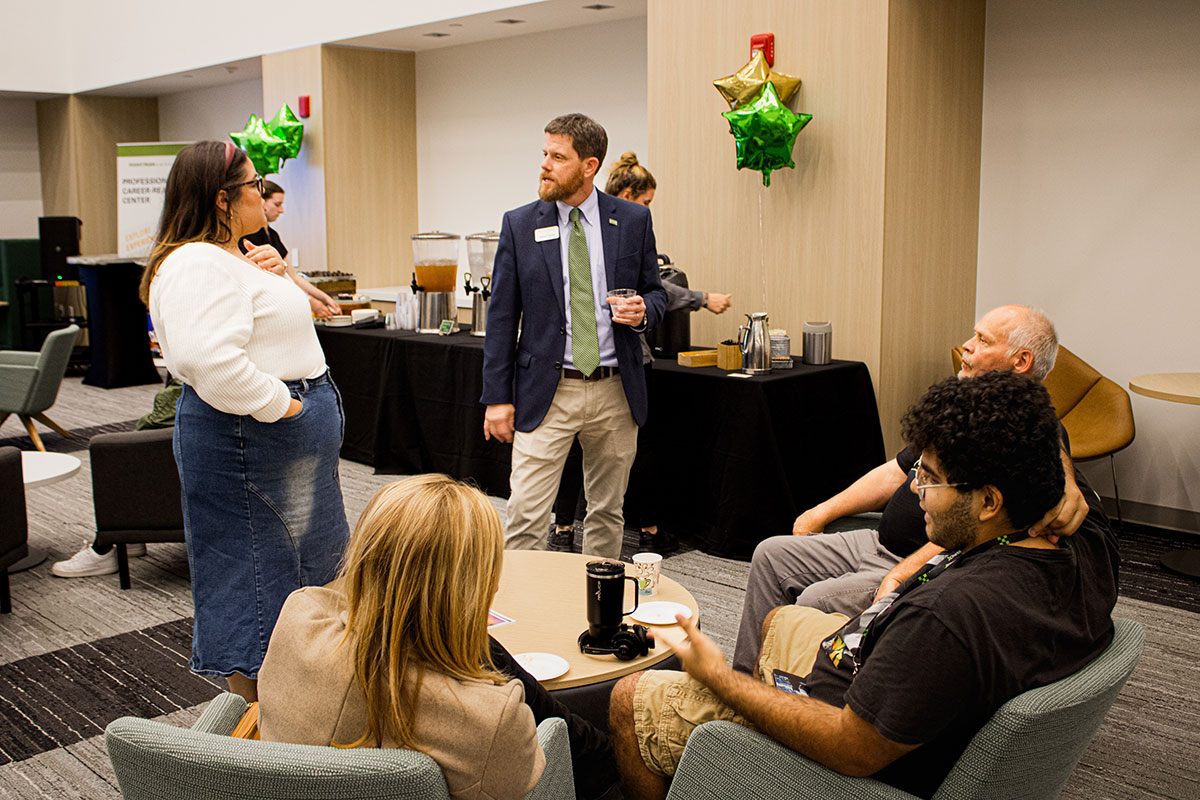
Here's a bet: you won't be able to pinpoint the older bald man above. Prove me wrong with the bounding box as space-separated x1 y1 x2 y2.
731 305 1088 674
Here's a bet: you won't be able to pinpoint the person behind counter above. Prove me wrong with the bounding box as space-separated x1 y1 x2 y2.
552 152 731 555
140 141 350 702
257 475 547 800
239 180 342 318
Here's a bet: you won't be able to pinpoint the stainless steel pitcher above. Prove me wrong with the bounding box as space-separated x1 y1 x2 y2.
738 311 772 375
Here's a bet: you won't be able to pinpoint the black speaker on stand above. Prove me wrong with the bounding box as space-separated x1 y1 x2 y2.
39 216 82 282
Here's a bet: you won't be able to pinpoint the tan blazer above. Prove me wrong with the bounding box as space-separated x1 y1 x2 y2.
258 586 546 800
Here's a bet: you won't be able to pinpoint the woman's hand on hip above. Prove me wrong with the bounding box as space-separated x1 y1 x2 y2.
280 397 303 418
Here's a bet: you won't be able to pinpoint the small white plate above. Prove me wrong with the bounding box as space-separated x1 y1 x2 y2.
323 315 352 327
514 652 570 681
629 601 693 626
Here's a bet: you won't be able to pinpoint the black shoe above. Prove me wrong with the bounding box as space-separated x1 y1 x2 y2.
638 529 678 555
548 527 575 551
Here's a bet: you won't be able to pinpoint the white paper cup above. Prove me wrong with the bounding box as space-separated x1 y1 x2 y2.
632 552 663 597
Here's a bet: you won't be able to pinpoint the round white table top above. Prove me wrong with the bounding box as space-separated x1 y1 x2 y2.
490 551 700 690
1128 373 1200 406
20 451 83 488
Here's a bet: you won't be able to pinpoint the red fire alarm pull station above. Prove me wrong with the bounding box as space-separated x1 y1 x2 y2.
298 95 311 118
750 33 775 66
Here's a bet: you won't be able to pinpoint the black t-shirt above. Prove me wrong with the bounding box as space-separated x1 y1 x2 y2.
875 447 924 557
239 225 287 260
877 422 1077 558
804 491 1118 798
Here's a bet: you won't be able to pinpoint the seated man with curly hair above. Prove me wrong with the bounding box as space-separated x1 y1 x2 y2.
610 371 1120 800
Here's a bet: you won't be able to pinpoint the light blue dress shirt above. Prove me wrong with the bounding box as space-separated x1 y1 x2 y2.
556 187 618 369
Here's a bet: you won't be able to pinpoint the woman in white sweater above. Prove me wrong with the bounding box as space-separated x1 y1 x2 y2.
138 141 350 702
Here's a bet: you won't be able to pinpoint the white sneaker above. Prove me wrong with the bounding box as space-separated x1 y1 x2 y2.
51 543 147 578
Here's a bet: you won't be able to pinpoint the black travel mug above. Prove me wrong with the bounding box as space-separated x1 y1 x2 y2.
585 560 639 640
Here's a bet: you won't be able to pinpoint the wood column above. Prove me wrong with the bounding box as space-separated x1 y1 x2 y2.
261 45 417 288
35 95 159 255
647 0 984 452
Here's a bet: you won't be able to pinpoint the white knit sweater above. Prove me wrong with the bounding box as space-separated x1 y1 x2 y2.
149 242 326 422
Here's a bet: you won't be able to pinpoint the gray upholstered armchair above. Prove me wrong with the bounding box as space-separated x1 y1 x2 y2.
666 618 1144 800
105 692 576 800
90 427 185 589
0 324 80 451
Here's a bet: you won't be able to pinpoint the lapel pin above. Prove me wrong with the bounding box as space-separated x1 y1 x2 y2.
608 218 619 226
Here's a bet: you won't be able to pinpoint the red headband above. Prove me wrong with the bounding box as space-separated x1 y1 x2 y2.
224 141 236 170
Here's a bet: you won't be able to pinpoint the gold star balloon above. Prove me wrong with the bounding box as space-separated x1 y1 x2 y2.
714 48 802 109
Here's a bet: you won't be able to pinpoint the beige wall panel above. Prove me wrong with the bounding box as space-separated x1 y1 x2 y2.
35 97 76 217
648 0 890 377
262 46 326 270
321 47 417 290
71 96 159 255
35 95 158 254
878 0 984 448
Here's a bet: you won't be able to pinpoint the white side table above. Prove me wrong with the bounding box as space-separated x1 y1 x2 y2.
9 451 83 573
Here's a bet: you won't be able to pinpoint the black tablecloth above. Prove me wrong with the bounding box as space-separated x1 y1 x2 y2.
646 359 885 558
316 326 885 559
78 262 161 389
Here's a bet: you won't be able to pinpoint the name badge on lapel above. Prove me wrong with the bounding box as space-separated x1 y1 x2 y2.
534 226 559 242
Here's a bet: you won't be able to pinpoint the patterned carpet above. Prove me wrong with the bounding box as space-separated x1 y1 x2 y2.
1 378 1198 798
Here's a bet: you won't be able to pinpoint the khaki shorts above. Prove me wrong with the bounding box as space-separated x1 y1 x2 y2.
632 605 848 777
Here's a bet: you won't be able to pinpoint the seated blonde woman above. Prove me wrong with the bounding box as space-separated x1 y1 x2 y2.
258 475 545 799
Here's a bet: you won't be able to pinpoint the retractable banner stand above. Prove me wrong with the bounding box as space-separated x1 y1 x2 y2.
117 142 190 258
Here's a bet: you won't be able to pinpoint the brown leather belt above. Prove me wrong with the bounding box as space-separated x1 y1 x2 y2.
563 366 620 381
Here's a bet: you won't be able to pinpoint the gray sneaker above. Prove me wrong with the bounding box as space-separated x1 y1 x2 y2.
51 543 147 578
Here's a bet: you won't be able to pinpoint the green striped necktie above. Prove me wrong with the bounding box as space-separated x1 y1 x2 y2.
568 207 600 376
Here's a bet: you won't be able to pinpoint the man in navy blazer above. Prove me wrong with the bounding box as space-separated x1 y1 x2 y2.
482 113 666 558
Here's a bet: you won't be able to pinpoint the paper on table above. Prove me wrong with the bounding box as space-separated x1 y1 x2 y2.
487 610 514 628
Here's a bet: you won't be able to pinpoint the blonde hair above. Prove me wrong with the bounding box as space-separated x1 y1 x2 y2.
605 151 656 200
340 474 506 749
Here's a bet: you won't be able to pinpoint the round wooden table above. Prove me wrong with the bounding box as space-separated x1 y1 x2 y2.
490 551 699 691
1129 373 1200 578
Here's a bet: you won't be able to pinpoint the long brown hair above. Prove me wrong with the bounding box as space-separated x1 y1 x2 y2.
605 151 656 199
339 474 506 749
139 141 251 303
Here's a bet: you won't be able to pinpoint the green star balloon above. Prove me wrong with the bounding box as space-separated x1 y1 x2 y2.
266 104 304 162
722 82 813 186
230 115 285 176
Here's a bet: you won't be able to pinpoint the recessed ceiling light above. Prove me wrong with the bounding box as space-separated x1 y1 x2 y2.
583 3 614 9
423 32 451 37
497 19 526 24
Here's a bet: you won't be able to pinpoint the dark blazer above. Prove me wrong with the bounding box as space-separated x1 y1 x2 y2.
481 190 666 432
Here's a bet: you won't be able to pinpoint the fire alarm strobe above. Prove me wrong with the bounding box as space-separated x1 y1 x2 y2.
750 32 775 66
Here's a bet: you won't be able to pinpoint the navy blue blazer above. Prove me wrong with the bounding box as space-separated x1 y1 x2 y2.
481 190 666 432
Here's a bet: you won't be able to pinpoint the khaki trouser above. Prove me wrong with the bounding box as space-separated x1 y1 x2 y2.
632 606 849 777
505 374 638 559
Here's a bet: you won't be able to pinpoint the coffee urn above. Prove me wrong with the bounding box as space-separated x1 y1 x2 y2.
410 231 461 334
465 231 500 338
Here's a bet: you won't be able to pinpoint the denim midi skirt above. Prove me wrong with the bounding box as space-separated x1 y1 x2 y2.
174 371 350 678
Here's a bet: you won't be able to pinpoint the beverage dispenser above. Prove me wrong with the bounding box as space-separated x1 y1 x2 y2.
410 231 461 334
464 231 500 338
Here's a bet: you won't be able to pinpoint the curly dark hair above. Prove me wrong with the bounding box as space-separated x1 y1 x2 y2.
901 371 1064 530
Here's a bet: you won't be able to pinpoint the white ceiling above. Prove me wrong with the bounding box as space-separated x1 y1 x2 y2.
16 0 644 100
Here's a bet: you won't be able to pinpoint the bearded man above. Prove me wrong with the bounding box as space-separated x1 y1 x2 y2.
482 113 666 558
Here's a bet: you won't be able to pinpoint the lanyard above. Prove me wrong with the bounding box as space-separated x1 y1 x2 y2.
820 529 1030 675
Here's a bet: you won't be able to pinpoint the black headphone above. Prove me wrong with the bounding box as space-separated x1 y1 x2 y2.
578 624 653 661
